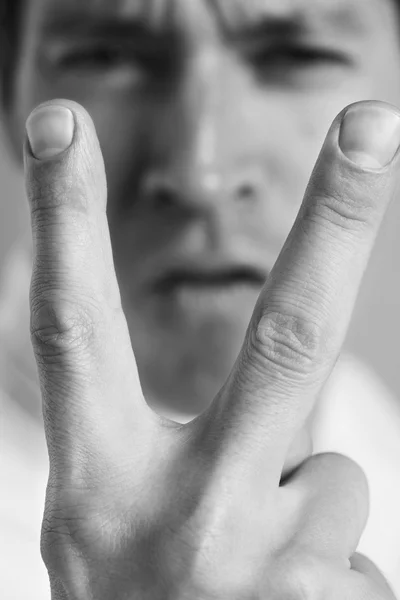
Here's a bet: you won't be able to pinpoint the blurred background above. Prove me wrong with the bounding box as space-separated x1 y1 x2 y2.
1 118 399 399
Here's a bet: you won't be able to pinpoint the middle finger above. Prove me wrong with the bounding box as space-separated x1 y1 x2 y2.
191 101 400 486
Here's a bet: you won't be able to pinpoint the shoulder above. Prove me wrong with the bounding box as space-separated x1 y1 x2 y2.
312 351 400 455
0 351 50 598
311 352 400 597
0 391 50 599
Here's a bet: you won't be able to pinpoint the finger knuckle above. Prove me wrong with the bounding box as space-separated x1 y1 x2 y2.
41 511 93 590
31 203 88 247
41 509 75 571
250 311 321 380
310 186 375 236
40 487 86 571
28 163 89 215
41 486 112 571
30 295 102 359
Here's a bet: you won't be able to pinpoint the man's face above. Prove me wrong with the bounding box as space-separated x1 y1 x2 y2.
9 0 400 417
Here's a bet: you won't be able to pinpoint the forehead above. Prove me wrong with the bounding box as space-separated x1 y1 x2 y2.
35 0 387 33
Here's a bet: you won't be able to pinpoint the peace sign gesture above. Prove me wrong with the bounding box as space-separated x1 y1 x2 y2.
25 99 397 599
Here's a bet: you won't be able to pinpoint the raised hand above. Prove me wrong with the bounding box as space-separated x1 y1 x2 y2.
25 99 398 599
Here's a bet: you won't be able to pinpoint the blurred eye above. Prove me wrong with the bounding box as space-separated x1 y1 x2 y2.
251 44 350 75
57 42 136 70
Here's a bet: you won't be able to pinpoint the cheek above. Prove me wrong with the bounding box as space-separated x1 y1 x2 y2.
258 102 323 210
82 97 150 217
247 96 346 245
27 72 150 197
268 84 381 198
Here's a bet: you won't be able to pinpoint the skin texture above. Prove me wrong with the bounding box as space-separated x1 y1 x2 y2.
22 97 399 599
2 1 400 597
5 0 400 421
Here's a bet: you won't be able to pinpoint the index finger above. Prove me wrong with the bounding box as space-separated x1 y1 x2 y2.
24 100 153 476
192 101 400 484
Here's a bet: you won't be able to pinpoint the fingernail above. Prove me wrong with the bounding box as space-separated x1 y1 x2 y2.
26 105 75 160
339 104 400 169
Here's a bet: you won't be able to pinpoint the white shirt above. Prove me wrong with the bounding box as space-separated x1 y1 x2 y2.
1 245 400 599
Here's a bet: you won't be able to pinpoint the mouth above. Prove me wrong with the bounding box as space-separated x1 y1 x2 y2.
151 265 269 317
154 265 268 294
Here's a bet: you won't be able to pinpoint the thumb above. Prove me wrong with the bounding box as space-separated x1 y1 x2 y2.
350 553 396 598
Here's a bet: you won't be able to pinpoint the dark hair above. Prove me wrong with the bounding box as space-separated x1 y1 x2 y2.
0 0 25 111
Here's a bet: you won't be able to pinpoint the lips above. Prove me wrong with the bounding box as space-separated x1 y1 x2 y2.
154 265 268 294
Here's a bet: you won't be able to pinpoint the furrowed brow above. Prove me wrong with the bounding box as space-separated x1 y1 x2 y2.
42 16 146 39
211 0 372 41
41 1 175 39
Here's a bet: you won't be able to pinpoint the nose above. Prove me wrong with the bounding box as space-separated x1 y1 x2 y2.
139 48 262 214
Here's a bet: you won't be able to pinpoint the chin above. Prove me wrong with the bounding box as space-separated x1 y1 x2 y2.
134 316 248 417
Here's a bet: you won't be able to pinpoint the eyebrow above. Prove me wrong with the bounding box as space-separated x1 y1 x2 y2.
224 16 301 43
42 15 148 39
42 0 372 44
41 2 174 39
213 0 370 41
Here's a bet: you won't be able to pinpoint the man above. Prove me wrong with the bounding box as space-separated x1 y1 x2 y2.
1 0 400 598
